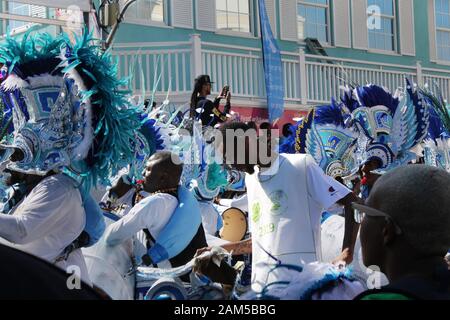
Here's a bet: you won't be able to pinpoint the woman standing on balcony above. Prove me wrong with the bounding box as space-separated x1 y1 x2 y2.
190 75 232 127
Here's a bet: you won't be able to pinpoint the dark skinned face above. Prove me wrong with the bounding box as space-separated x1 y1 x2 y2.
360 195 399 272
201 83 211 96
360 211 386 269
141 158 181 194
142 160 164 194
221 136 257 174
4 168 26 187
361 159 382 186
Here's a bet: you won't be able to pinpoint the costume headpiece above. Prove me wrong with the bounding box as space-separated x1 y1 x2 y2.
127 114 164 182
420 86 450 171
0 31 142 189
342 79 429 173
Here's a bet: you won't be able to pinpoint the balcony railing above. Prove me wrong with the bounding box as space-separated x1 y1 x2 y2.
112 34 450 107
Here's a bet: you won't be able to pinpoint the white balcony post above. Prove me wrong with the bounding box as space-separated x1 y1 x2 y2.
299 48 308 105
416 61 423 86
191 34 203 79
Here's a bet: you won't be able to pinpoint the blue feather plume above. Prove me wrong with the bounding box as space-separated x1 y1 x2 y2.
139 114 165 155
314 99 345 126
355 84 399 114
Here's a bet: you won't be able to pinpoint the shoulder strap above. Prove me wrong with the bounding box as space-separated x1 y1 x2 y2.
302 155 316 258
142 228 158 267
143 228 156 248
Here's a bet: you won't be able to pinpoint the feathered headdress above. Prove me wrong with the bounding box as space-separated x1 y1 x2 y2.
0 30 143 190
420 85 450 171
343 79 429 173
294 100 358 178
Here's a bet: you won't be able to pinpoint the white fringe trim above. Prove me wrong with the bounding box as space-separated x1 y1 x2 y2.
1 74 28 91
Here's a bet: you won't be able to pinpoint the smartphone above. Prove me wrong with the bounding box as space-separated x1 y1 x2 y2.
222 85 230 96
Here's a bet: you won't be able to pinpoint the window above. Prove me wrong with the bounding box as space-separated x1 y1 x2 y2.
123 0 165 24
216 0 251 33
435 0 450 61
297 0 329 43
367 0 396 51
7 2 46 32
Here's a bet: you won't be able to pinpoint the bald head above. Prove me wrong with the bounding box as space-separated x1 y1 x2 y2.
367 165 450 256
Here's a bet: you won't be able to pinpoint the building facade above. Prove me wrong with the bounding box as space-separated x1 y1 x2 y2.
2 1 450 124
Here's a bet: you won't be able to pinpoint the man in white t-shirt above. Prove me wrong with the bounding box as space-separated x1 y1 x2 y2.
0 169 91 285
105 151 208 273
199 122 359 293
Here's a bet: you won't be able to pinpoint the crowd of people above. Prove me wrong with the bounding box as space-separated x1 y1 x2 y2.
0 30 448 300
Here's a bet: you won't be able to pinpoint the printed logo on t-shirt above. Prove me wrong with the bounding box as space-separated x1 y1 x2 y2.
251 201 261 223
269 190 288 216
328 186 338 196
258 222 275 237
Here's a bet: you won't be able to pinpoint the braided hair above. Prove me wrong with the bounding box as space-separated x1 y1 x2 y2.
190 80 203 118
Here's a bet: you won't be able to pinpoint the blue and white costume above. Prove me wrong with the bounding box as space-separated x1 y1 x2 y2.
342 79 430 174
0 31 143 284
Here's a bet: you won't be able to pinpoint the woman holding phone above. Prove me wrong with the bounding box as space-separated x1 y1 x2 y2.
190 75 232 127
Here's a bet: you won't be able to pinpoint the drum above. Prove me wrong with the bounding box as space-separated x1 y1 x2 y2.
219 207 248 242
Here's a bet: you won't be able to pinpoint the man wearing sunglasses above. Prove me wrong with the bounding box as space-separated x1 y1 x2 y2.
354 165 450 300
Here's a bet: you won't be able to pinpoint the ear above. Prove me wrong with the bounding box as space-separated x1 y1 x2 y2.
382 219 397 246
160 171 169 181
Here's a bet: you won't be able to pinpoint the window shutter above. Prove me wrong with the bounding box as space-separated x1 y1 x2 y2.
196 0 216 31
279 0 298 41
429 0 438 61
256 0 277 37
333 0 351 48
398 0 415 56
351 0 368 50
265 0 277 37
171 0 193 28
30 5 46 18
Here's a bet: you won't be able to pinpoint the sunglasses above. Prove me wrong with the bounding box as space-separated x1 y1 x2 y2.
352 202 403 235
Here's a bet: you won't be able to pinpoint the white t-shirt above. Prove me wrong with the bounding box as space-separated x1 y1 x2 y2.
199 201 221 236
105 193 178 267
0 174 90 285
245 154 351 292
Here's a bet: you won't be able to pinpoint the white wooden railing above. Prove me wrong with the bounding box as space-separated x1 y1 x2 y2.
112 34 450 106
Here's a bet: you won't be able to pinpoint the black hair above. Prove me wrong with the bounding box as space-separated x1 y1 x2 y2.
150 151 183 179
219 122 252 158
190 80 203 118
282 123 293 137
246 121 257 131
219 121 251 141
259 122 271 130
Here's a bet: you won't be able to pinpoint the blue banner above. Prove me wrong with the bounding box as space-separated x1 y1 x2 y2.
258 0 285 124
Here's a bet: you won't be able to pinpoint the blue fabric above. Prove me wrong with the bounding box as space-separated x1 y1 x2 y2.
148 243 169 264
321 211 333 224
258 0 284 123
147 186 201 264
79 190 106 247
216 213 224 232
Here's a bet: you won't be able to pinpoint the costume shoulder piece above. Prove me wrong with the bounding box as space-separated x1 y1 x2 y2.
293 100 357 179
0 30 143 190
420 85 450 172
